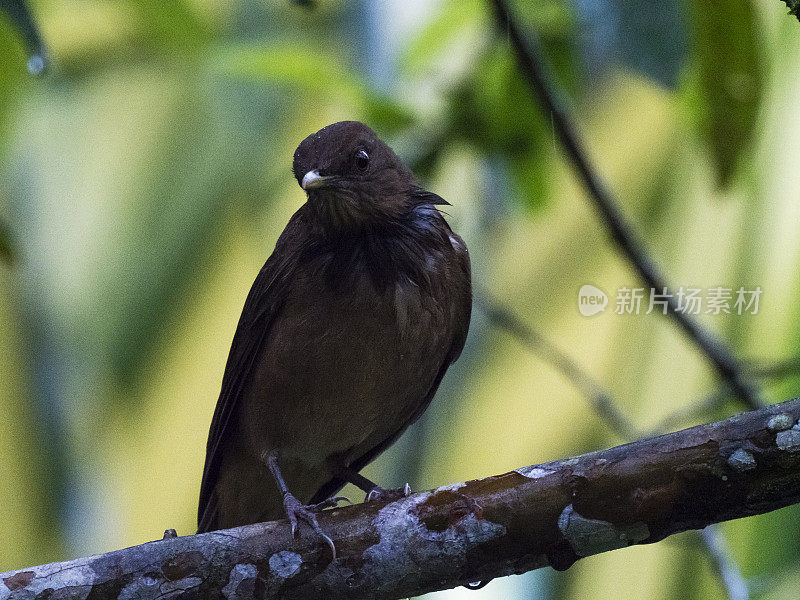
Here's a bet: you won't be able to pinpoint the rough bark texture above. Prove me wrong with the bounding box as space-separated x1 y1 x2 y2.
4 398 800 600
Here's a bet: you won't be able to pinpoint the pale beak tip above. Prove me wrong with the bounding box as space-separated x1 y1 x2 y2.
302 169 324 191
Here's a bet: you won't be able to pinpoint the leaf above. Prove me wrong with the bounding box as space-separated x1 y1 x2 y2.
0 15 27 140
617 0 688 89
363 95 415 135
573 0 688 89
0 0 47 72
217 44 365 104
400 0 576 206
5 68 262 388
0 218 14 264
216 44 413 134
443 45 554 210
781 0 800 22
448 46 542 156
129 0 210 52
401 0 485 74
688 0 764 187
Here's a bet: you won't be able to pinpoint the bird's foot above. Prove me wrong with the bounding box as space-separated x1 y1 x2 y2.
365 483 412 503
309 496 350 511
283 492 337 559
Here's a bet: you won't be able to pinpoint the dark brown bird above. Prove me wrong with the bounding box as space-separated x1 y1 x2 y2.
197 121 471 552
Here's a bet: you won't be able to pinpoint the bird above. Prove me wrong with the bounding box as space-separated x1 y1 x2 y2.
197 121 472 556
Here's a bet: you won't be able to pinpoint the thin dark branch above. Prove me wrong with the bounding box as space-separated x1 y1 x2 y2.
747 355 800 380
642 352 800 436
0 0 48 73
478 296 638 439
479 297 747 599
644 387 732 437
3 398 800 599
488 0 764 411
645 351 800 436
697 527 749 600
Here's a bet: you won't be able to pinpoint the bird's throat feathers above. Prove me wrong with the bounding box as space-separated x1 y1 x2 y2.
298 202 454 295
304 185 413 238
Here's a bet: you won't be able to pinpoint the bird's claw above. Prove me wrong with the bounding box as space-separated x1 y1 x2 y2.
309 496 350 511
283 492 337 560
365 483 412 503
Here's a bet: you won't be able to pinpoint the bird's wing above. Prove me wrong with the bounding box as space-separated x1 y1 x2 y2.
309 225 471 504
197 217 303 533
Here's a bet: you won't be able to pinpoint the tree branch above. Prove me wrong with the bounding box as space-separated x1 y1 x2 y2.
480 297 749 598
696 527 749 600
488 0 764 411
4 398 800 599
748 354 800 380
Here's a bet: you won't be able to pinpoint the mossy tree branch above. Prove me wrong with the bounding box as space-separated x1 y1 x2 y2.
3 398 800 600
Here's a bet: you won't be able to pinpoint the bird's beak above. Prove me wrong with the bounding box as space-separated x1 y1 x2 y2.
301 169 334 191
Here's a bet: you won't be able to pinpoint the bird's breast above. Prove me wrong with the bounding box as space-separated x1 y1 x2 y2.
243 249 451 471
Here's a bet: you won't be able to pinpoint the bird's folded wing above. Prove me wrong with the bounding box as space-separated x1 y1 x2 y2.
197 220 301 533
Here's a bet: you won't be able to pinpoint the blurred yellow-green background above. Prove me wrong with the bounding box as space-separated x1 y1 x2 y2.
2 0 800 598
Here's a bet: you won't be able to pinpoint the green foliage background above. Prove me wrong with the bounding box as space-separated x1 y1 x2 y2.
1 0 800 598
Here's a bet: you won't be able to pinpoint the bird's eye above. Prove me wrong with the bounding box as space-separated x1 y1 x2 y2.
355 149 370 171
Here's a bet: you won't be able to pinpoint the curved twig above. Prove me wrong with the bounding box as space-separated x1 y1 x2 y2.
488 0 763 411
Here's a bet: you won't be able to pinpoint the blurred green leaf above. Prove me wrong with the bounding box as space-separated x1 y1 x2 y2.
0 218 14 264
216 44 413 134
396 0 578 207
508 150 552 212
514 0 578 93
0 17 26 142
6 68 253 388
363 96 415 135
218 44 364 102
131 0 210 52
446 44 553 210
401 0 484 73
619 0 687 88
0 0 47 72
781 0 800 21
688 0 764 187
574 0 687 89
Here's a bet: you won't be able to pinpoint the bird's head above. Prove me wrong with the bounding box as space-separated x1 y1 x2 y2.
293 121 416 234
